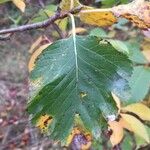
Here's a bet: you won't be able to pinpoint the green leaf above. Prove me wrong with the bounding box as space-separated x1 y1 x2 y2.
31 5 57 23
128 66 150 102
135 126 150 149
125 42 148 64
101 0 129 7
108 40 129 55
0 0 11 4
28 35 132 142
121 132 133 149
90 28 109 38
31 4 68 32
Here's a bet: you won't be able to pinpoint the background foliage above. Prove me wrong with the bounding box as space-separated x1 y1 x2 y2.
0 0 150 149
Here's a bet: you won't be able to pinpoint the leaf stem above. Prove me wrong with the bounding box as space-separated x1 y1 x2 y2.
69 14 79 82
80 8 112 13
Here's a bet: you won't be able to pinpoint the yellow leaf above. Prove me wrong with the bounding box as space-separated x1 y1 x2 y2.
122 103 150 121
121 114 150 143
12 0 26 12
80 7 117 27
60 0 81 11
108 121 124 146
111 93 121 112
141 38 150 51
112 0 150 29
28 43 51 72
29 36 43 53
119 117 132 131
143 51 150 63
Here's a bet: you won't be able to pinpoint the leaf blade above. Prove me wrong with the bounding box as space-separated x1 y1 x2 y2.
122 103 150 121
28 35 132 142
121 114 150 143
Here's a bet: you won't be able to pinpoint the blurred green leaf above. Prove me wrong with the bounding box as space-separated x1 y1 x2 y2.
129 66 150 102
113 18 129 30
0 0 10 4
135 126 150 149
121 132 133 149
31 5 57 23
101 0 129 7
125 42 148 64
31 4 68 32
89 28 109 38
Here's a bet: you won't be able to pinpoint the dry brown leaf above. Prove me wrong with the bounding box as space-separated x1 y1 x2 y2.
12 0 26 12
112 0 150 29
122 103 150 121
80 7 117 27
28 43 51 72
121 114 150 143
108 121 124 146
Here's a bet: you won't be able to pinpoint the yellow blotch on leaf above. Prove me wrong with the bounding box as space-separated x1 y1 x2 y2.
66 127 92 149
80 92 87 98
122 103 150 121
81 141 92 150
12 0 26 12
121 114 150 143
36 114 53 132
80 7 117 27
66 127 81 146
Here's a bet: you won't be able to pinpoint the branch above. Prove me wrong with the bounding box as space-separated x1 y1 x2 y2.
0 6 83 35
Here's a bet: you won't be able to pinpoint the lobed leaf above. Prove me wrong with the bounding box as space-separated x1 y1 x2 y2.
28 35 132 142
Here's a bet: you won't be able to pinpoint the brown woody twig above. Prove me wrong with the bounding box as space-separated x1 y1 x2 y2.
0 6 83 35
